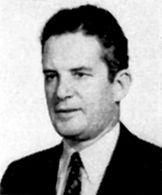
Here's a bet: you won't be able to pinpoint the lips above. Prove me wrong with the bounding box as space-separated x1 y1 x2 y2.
54 108 80 120
55 108 81 116
55 108 80 113
55 108 79 113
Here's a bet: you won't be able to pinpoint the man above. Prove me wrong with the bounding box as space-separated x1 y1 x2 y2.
1 4 161 195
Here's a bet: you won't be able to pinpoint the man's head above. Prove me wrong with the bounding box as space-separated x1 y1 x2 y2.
41 4 131 145
41 4 128 83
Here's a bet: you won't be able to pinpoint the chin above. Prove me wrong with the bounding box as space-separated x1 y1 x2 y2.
52 114 86 136
54 121 86 139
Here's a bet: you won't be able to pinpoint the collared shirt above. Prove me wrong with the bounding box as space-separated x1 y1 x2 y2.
56 123 120 195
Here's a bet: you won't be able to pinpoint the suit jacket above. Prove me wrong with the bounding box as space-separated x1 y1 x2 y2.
1 123 162 195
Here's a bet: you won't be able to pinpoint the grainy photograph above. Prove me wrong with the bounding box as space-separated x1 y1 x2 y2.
0 0 162 194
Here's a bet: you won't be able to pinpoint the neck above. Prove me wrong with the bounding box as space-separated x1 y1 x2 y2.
64 119 119 151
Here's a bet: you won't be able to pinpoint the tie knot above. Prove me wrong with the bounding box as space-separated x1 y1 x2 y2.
69 152 83 169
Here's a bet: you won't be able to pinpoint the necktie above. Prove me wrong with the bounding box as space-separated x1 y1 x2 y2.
63 152 83 195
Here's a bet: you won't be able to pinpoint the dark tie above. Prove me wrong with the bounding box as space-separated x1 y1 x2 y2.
63 152 83 195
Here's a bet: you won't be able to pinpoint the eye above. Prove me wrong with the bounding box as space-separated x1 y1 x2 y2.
73 72 90 79
44 71 58 83
75 72 85 77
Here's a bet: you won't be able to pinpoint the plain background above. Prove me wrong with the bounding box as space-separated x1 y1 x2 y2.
0 0 162 180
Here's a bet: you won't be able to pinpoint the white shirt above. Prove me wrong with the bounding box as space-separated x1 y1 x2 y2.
56 123 120 195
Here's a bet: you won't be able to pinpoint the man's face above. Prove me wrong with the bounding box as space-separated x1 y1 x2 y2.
42 32 118 142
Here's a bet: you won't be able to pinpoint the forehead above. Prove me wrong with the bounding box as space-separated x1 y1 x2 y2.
42 32 104 70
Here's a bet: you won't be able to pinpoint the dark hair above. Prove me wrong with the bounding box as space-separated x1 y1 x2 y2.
41 4 129 82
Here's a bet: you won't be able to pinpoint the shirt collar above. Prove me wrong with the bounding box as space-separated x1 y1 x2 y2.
80 123 119 183
62 123 120 184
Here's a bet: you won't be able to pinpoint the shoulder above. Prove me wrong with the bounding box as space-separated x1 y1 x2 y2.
100 125 162 195
0 143 63 194
120 122 161 151
7 142 63 169
119 123 162 166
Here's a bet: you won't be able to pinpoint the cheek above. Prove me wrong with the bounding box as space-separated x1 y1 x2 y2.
45 84 56 102
84 84 113 116
82 87 103 111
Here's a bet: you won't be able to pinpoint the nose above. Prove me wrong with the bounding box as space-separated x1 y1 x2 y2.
56 77 73 100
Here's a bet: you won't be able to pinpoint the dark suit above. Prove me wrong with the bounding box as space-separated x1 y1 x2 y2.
1 123 162 195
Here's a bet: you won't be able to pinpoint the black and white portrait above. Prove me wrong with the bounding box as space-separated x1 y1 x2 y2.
0 0 161 194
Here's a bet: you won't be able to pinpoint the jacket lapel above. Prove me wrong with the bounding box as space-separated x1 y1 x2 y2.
96 123 139 195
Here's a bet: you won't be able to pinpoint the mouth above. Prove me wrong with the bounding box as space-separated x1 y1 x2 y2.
54 108 81 119
55 108 80 113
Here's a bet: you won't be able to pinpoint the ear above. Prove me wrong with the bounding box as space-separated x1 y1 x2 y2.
112 69 132 102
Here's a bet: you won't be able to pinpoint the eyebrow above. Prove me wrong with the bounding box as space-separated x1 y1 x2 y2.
42 69 57 74
42 66 93 74
70 66 93 72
